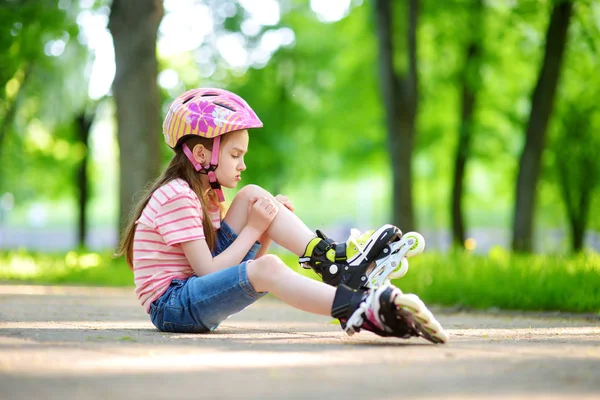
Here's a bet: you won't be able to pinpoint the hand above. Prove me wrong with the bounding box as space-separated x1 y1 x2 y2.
247 197 279 234
275 194 295 213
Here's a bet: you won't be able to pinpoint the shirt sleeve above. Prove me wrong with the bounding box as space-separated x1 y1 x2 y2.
154 192 205 246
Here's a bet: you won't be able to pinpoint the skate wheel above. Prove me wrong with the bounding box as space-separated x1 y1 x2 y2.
389 257 409 279
404 232 425 257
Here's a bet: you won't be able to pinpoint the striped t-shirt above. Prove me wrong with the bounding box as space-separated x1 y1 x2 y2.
133 178 221 312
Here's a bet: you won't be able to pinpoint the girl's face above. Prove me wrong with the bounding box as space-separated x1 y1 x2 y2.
212 129 249 188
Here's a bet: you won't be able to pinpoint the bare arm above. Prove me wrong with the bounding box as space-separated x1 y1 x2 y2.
181 226 262 276
181 197 278 276
255 233 272 258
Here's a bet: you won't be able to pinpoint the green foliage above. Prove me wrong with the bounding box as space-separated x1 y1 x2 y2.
2 248 598 313
2 0 599 254
228 3 386 192
0 249 133 286
392 248 600 313
0 0 92 201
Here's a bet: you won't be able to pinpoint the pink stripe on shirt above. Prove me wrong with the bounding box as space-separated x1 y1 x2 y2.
162 194 197 207
156 215 200 229
163 224 203 237
134 249 184 256
156 205 199 219
134 239 166 245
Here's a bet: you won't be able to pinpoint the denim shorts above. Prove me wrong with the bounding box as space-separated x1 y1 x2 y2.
149 220 265 333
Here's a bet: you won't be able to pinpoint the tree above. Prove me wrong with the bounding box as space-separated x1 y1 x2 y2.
512 0 573 252
223 3 386 193
108 0 164 232
0 0 82 187
373 0 419 230
553 103 599 252
451 0 484 248
0 0 100 250
75 109 96 248
546 1 600 253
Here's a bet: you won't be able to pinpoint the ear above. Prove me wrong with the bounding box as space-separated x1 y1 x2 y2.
192 144 210 165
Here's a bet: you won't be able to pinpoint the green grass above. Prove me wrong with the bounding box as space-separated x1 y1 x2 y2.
1 248 599 314
0 249 133 286
388 248 600 314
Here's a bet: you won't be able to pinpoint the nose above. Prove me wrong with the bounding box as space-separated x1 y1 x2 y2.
239 159 246 171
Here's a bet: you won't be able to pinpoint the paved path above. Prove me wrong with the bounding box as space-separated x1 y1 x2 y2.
0 284 599 400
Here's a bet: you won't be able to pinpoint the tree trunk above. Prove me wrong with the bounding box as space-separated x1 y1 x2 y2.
75 112 95 248
374 0 419 231
451 0 483 248
570 211 585 253
108 0 163 233
0 63 32 152
572 149 594 253
560 163 592 254
512 0 572 252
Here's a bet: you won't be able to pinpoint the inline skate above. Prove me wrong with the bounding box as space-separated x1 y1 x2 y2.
300 225 426 289
332 283 448 344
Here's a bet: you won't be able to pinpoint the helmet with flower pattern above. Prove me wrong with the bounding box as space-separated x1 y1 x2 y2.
162 88 263 201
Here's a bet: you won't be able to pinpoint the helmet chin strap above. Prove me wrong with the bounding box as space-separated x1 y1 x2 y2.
182 136 225 202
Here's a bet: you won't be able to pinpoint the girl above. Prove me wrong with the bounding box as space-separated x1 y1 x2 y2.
116 88 447 344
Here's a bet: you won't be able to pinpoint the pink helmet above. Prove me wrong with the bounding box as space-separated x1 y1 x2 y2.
162 88 263 201
163 88 263 147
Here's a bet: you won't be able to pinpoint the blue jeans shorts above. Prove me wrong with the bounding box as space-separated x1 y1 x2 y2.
149 220 265 333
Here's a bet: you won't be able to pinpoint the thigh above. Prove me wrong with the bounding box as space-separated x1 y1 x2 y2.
178 261 266 331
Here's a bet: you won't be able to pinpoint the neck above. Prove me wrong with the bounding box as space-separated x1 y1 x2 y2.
198 173 212 195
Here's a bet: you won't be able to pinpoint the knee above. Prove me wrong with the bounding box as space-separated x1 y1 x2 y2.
237 184 271 203
247 254 287 291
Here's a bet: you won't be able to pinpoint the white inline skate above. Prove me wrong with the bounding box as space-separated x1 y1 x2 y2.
300 225 425 290
361 230 426 289
331 280 448 344
320 228 447 344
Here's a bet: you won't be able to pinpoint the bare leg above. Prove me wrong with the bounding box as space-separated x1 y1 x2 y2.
247 254 335 316
224 185 316 255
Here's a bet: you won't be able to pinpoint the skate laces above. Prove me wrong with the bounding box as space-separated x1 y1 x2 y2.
347 228 372 259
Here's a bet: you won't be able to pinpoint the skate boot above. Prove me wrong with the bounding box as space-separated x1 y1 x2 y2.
363 230 426 288
332 283 448 344
299 224 401 288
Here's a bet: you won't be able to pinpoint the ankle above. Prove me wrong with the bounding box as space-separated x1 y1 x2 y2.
331 284 366 319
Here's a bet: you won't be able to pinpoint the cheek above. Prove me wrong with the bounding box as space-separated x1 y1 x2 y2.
218 159 235 175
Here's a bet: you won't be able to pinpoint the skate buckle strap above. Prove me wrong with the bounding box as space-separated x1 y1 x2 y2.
314 238 331 256
315 230 346 261
334 243 346 261
298 236 333 268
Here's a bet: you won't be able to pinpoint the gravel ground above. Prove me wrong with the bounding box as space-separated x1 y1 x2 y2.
0 284 599 400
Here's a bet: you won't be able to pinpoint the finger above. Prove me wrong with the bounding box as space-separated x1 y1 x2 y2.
281 200 290 207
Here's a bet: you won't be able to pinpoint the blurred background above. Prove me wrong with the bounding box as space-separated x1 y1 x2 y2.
0 1 599 262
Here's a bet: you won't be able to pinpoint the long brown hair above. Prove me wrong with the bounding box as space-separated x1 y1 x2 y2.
115 135 227 268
